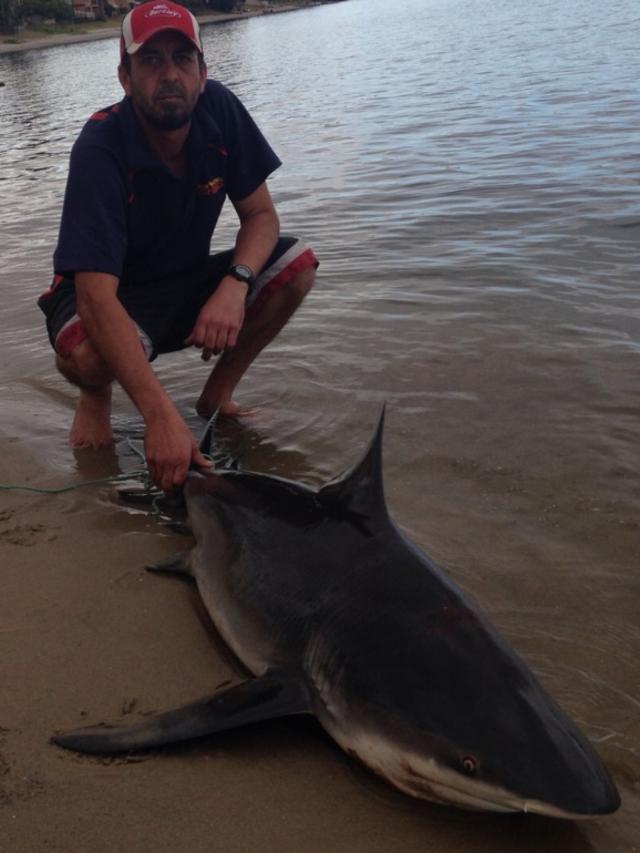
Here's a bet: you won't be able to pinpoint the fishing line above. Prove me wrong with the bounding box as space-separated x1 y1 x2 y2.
0 438 151 496
0 411 220 499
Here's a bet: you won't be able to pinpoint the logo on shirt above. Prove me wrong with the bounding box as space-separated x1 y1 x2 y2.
196 177 224 197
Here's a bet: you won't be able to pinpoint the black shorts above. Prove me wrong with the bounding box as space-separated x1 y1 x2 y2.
38 236 318 360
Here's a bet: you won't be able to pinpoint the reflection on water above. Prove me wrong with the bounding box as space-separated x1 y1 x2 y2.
0 0 638 842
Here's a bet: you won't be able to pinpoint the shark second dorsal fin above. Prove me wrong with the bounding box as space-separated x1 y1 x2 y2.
318 406 389 523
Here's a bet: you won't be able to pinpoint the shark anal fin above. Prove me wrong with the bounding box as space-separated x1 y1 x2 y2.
51 672 310 755
146 551 193 577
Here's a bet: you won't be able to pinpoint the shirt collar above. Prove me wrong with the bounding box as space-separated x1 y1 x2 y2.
119 88 223 177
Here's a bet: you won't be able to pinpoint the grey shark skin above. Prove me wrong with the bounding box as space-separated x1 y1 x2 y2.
52 411 620 819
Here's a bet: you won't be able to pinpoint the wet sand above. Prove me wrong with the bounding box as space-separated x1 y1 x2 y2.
1 429 638 852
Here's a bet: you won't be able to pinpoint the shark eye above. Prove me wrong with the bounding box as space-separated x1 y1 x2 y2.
462 756 477 775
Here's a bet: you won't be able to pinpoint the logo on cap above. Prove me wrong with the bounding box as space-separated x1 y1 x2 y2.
145 3 182 19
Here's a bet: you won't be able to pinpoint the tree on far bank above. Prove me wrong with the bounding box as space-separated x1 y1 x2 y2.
202 0 244 12
0 0 20 31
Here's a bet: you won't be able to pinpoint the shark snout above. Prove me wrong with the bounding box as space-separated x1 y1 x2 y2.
395 748 620 818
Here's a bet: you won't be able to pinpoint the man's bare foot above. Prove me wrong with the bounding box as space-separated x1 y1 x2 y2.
195 395 260 421
218 399 243 417
69 387 113 449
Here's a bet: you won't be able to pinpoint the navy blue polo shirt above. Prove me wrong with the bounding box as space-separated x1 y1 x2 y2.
53 80 281 287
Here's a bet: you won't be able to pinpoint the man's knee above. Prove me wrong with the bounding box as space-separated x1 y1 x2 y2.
286 264 316 302
56 339 112 388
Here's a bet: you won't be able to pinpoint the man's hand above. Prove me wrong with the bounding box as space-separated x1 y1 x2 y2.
144 408 211 493
184 278 247 361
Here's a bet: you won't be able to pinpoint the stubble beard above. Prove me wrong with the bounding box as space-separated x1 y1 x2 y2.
135 85 200 131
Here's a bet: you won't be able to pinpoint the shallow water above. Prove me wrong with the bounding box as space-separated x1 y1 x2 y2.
0 0 638 845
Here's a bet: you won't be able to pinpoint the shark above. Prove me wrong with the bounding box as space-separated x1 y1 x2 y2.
52 411 620 818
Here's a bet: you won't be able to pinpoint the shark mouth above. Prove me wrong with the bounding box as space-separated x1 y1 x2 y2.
330 727 597 819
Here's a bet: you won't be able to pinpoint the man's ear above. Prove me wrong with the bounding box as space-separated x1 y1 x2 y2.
118 63 131 96
199 61 207 94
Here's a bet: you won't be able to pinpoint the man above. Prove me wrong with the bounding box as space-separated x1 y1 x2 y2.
38 0 318 493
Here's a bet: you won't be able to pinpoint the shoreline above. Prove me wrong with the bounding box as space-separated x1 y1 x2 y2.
0 4 306 56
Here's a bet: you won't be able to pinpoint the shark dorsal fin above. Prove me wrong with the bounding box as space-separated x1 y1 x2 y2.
318 406 388 522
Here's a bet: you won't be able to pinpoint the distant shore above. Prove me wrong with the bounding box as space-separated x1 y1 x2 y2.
0 3 311 55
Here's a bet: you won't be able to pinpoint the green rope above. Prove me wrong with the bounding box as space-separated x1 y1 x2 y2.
0 470 149 495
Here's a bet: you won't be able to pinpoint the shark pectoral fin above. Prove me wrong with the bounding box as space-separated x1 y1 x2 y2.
51 672 310 755
145 551 193 577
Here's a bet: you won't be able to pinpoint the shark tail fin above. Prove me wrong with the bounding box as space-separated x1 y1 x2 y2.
318 405 388 521
51 673 309 755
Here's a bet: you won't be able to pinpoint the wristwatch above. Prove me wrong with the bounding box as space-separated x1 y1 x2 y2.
228 264 256 289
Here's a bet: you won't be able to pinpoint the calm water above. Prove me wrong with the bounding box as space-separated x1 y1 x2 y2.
0 0 638 844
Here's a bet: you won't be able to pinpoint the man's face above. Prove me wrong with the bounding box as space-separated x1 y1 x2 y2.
119 31 206 131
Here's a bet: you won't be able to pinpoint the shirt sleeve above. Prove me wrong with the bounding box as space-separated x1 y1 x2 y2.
53 135 129 279
205 82 282 202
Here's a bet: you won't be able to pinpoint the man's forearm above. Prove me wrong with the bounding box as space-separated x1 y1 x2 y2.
231 208 280 275
230 183 280 276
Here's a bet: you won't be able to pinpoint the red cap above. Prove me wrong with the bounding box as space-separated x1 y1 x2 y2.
120 1 203 59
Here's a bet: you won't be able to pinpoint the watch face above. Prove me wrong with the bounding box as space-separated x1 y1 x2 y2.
230 264 255 284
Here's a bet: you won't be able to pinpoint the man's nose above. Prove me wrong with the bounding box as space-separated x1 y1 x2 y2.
159 56 181 79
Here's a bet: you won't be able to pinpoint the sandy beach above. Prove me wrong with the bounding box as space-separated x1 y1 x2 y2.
0 4 304 55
